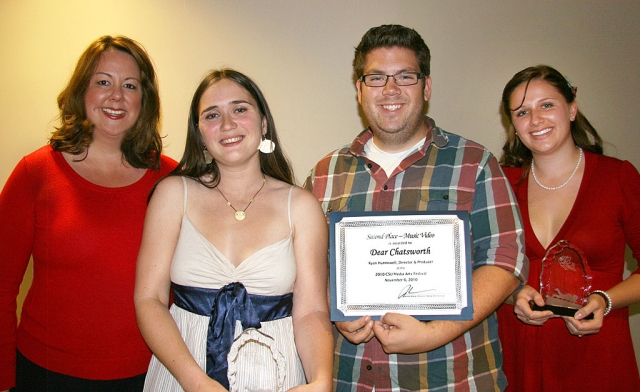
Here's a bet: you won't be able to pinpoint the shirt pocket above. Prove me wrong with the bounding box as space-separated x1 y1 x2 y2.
419 189 475 212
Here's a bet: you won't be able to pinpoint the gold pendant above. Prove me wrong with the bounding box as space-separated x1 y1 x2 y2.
234 211 246 221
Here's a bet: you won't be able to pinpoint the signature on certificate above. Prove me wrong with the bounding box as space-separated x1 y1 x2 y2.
398 284 435 299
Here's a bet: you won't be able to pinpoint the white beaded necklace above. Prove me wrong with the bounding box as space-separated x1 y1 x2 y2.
531 148 583 191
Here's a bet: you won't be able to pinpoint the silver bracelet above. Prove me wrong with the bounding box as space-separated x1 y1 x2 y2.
590 290 612 316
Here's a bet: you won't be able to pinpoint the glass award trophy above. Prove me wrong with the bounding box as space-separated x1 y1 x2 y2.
531 240 594 319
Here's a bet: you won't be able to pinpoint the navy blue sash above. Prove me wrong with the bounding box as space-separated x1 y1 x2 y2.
171 282 293 389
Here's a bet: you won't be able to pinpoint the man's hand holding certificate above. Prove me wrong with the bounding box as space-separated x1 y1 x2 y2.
330 211 473 321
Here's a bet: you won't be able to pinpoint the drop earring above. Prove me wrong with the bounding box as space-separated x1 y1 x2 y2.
258 135 275 154
203 146 213 164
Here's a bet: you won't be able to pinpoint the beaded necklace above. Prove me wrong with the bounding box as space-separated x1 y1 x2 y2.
216 175 266 221
531 148 583 191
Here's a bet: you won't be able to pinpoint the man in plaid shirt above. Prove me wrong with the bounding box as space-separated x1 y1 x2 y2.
303 24 528 391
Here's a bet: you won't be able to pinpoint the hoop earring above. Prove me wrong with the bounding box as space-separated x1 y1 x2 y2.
258 136 275 154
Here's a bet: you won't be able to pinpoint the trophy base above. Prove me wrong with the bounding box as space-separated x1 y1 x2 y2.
529 300 594 320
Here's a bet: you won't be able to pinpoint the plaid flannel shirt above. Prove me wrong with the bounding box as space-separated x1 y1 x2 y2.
303 118 527 391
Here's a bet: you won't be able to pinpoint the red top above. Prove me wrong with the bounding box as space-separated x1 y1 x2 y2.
0 145 176 389
497 151 640 392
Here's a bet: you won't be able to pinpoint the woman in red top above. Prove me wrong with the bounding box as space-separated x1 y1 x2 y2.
496 65 640 391
0 36 176 391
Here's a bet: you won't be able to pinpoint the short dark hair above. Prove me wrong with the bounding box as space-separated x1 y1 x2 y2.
500 65 603 170
50 35 162 169
353 24 431 79
171 69 294 187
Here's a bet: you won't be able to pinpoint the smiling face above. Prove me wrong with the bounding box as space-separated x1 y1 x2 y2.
84 50 142 142
198 78 266 169
509 79 578 156
356 46 432 152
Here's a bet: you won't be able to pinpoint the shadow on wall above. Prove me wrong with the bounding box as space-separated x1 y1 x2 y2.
16 258 33 320
627 246 639 317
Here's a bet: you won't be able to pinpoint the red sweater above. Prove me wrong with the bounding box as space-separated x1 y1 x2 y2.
497 151 640 391
0 145 176 389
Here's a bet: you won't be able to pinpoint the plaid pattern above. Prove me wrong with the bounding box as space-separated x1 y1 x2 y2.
303 118 527 391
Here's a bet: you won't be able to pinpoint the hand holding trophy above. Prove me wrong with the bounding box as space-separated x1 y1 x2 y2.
530 240 594 320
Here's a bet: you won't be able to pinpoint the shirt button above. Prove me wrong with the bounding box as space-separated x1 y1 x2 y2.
443 194 449 200
366 365 372 370
367 164 373 168
383 185 388 190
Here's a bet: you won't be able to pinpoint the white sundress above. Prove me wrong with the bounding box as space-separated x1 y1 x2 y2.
143 178 305 392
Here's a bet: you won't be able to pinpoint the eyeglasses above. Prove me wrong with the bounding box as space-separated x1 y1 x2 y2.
360 72 425 87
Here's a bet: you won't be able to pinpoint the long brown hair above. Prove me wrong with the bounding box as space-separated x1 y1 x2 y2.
50 35 162 169
500 65 603 171
170 69 294 187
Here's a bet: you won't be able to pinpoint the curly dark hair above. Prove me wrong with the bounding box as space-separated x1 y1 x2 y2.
500 65 603 172
353 24 431 80
50 35 162 169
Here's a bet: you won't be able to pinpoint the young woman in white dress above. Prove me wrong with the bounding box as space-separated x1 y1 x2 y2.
134 69 333 392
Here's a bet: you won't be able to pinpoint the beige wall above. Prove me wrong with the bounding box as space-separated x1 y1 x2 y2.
2 0 639 370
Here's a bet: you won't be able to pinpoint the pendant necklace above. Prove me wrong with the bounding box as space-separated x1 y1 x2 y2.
531 148 583 191
216 175 267 221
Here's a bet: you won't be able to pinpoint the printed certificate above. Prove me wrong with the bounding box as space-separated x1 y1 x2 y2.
329 211 473 321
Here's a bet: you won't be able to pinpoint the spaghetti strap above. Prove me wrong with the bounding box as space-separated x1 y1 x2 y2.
287 186 294 231
181 177 188 215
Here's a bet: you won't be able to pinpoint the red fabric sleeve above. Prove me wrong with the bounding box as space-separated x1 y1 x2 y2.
0 157 38 390
620 160 640 275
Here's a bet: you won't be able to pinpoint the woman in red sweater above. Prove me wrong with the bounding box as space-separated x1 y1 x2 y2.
0 36 176 391
496 65 640 391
